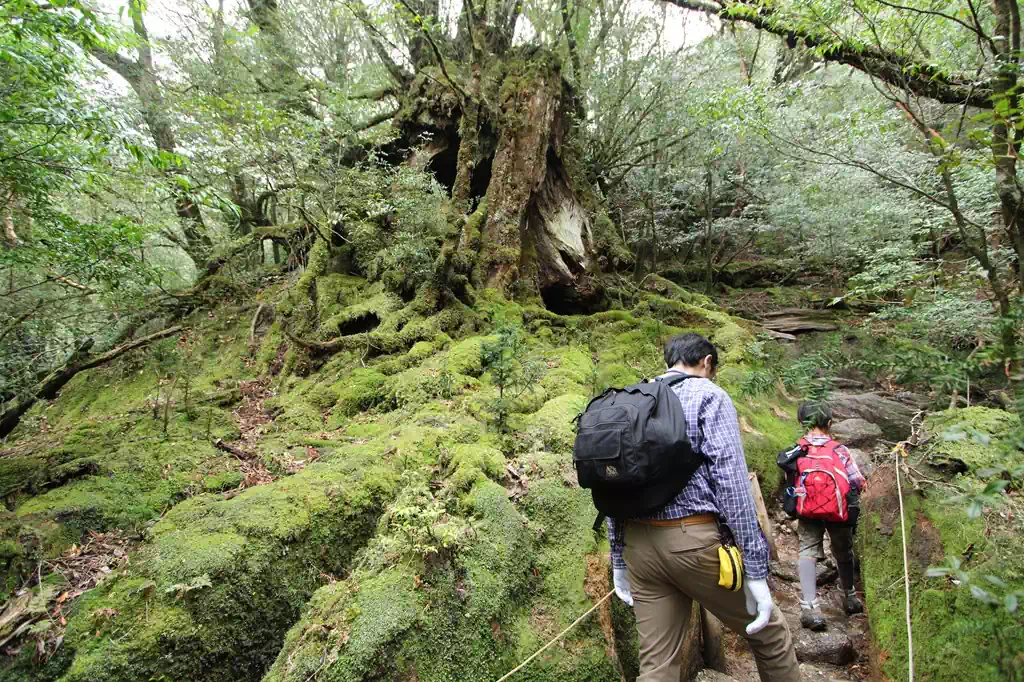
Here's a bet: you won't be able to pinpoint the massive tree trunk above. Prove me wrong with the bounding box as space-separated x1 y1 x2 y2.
992 0 1024 294
394 52 603 309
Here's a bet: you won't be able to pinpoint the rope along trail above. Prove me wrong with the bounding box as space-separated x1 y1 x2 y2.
494 589 615 682
894 443 914 682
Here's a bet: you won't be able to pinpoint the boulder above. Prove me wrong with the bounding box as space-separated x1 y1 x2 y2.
830 419 882 448
792 627 856 666
827 392 917 440
846 447 874 478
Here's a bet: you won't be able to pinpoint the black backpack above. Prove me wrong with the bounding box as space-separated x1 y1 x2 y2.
573 374 702 527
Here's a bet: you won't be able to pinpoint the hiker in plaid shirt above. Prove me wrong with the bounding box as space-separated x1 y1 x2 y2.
607 333 799 682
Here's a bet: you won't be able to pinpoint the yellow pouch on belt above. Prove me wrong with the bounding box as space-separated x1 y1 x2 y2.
718 544 744 592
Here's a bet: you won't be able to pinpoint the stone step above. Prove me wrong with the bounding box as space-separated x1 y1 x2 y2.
692 670 741 682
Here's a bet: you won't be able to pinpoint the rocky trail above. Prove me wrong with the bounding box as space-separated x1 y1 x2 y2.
698 511 872 682
694 389 915 682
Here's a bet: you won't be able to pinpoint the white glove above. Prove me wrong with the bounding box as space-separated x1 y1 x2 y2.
612 567 634 606
743 578 773 635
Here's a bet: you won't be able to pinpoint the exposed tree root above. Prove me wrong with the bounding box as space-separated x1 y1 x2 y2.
283 327 368 355
212 438 259 461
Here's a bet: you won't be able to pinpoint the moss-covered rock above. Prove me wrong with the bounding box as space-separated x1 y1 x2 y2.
523 394 589 453
265 476 619 682
54 449 400 682
859 407 1024 682
333 368 391 418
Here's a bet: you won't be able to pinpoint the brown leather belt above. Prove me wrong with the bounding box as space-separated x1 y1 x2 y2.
632 513 718 527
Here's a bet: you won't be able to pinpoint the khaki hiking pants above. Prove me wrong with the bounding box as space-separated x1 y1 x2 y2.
623 520 800 682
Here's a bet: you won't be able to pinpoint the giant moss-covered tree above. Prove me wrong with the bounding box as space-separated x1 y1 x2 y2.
339 0 614 309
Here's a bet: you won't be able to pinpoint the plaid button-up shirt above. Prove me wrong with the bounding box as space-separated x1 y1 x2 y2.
607 371 771 579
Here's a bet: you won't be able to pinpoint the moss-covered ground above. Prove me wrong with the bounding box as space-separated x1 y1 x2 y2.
859 407 1024 682
0 274 802 682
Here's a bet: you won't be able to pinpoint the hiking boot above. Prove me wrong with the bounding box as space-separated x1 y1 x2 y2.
843 589 864 615
799 599 827 631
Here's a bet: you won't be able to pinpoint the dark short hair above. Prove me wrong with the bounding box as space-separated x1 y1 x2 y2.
797 402 832 430
664 333 719 370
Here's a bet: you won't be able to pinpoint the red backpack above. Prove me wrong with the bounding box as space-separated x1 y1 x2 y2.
793 438 850 523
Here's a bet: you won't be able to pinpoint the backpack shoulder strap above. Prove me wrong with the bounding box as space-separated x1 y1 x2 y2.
819 439 842 456
656 372 697 387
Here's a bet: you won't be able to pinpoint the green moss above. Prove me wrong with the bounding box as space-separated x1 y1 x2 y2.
735 399 800 490
203 471 244 492
859 407 1024 682
923 407 1020 472
594 363 640 392
321 291 402 338
56 449 400 682
0 452 57 498
522 394 588 454
265 472 618 682
334 369 390 417
591 213 632 268
316 274 364 321
15 429 237 553
448 443 505 491
637 275 713 308
1 263 793 681
445 335 490 377
265 392 324 432
538 347 593 397
296 238 331 304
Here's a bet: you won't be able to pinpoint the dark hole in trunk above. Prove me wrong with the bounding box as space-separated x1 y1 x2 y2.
397 285 417 303
337 312 381 336
541 284 608 315
558 248 585 276
470 142 494 200
426 143 459 195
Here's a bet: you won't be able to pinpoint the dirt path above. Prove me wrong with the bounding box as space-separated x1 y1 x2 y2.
694 511 872 681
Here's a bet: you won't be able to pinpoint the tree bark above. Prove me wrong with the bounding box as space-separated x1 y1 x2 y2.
360 2 607 306
700 607 728 673
992 0 1024 295
704 169 715 294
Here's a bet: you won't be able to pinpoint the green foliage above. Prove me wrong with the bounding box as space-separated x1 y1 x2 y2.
340 164 449 295
372 471 470 564
861 407 1024 682
480 324 544 433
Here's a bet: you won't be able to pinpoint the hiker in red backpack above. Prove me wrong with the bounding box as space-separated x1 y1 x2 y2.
787 401 866 631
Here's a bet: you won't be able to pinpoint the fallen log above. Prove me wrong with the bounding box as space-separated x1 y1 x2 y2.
760 308 839 334
0 326 184 439
761 329 797 341
212 438 258 461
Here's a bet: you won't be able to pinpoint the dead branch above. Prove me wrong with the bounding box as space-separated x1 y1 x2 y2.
249 303 274 344
0 325 184 439
212 438 258 460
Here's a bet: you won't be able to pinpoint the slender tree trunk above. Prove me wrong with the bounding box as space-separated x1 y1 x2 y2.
704 169 714 294
91 2 211 264
992 0 1024 293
